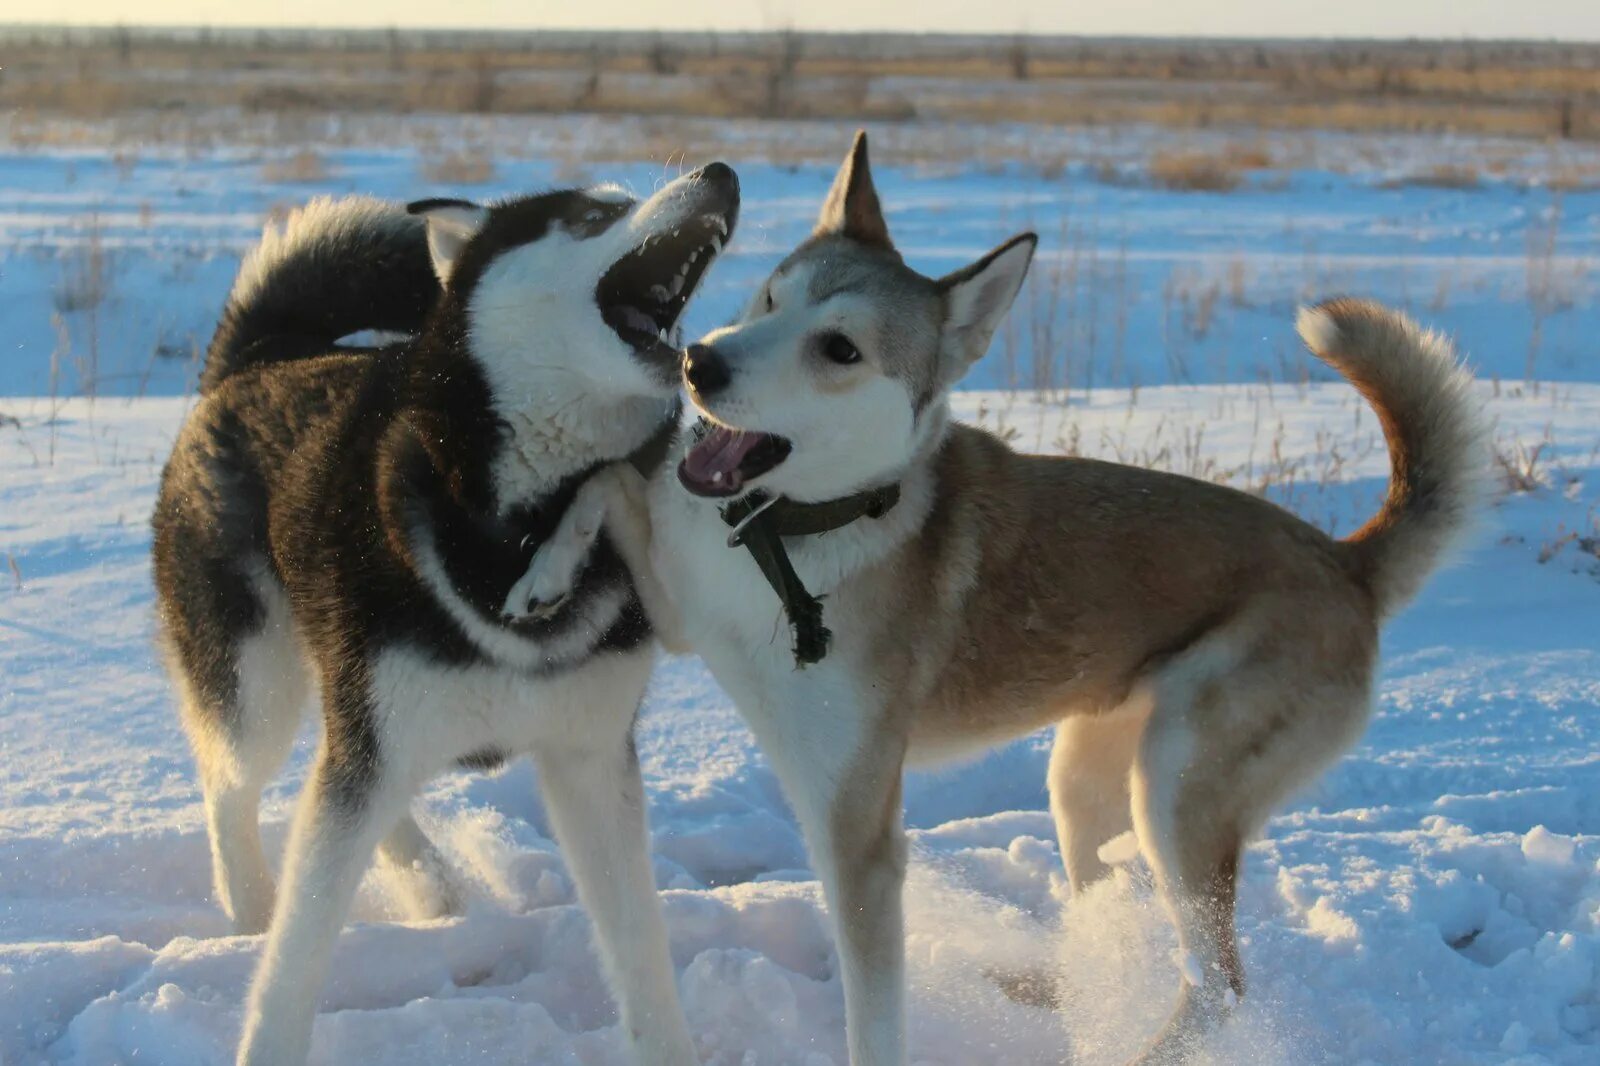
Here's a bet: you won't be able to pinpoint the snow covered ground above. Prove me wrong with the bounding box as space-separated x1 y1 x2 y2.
2 124 1599 1065
4 123 1599 399
3 382 1597 1066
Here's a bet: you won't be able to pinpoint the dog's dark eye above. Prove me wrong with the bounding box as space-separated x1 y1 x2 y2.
820 332 861 365
570 201 626 236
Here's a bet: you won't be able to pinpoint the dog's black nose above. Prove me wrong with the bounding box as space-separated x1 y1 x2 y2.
695 161 738 192
683 344 731 396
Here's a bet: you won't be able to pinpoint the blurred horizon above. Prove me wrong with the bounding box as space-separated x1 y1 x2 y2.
16 0 1600 42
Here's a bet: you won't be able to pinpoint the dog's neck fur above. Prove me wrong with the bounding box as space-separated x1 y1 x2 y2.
487 362 675 510
409 299 676 516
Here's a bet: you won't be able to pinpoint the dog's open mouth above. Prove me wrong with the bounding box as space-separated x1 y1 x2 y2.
678 425 792 498
597 212 733 362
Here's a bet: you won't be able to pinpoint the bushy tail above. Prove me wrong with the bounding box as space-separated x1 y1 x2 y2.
1296 298 1490 618
201 196 438 393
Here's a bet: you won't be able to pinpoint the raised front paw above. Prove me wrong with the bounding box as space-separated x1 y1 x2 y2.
501 525 599 623
502 550 572 622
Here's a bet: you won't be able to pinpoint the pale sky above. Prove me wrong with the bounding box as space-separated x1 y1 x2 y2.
21 0 1600 39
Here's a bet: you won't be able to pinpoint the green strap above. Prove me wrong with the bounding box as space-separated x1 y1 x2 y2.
720 484 901 668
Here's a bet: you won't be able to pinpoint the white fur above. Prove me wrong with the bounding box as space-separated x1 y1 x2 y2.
938 235 1036 376
633 221 1039 1066
417 203 488 284
412 518 633 670
453 171 726 511
231 196 416 313
236 645 696 1066
224 169 737 1066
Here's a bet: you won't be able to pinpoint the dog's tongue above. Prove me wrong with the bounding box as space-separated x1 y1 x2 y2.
680 427 765 496
613 304 657 335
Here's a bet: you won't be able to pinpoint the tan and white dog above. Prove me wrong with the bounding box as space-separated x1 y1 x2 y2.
526 133 1490 1064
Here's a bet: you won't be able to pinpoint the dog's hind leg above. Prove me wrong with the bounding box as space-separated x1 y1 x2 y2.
1048 701 1150 895
532 692 697 1066
170 575 309 936
375 812 465 920
236 738 413 1066
1126 688 1243 1066
1125 621 1369 1066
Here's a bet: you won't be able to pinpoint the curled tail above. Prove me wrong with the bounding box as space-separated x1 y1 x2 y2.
201 196 438 393
1296 298 1490 618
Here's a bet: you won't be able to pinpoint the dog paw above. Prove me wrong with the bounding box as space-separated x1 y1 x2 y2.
501 569 572 623
502 537 591 622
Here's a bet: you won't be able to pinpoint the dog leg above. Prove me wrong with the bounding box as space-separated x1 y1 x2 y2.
503 474 610 621
236 751 411 1066
769 714 909 1066
375 811 465 920
508 463 689 652
1048 703 1149 895
822 778 908 1066
533 730 697 1066
1126 700 1244 1066
180 593 310 936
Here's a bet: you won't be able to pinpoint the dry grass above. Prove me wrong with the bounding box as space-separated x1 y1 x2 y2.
261 149 331 184
4 29 1598 142
420 149 496 185
1147 151 1243 192
1547 165 1600 192
1383 163 1482 190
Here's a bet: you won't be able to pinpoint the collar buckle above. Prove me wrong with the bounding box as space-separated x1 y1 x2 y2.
724 492 781 548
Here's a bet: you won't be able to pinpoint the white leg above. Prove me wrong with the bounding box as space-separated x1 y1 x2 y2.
1127 708 1242 1066
503 478 609 620
810 787 908 1066
185 616 310 935
203 775 280 935
753 699 908 1066
236 755 411 1066
1048 705 1148 895
376 811 465 920
533 734 697 1066
506 463 688 652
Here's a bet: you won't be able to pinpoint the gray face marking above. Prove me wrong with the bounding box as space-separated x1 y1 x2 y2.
786 238 946 413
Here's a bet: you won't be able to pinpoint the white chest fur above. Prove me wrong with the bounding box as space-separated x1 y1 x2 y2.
369 644 655 780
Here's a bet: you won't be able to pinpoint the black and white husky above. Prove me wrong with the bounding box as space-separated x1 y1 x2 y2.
152 164 738 1066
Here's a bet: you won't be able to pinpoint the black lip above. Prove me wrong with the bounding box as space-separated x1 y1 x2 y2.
676 431 792 498
596 192 739 377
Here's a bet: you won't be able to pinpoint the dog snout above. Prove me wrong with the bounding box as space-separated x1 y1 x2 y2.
683 344 732 396
691 161 739 195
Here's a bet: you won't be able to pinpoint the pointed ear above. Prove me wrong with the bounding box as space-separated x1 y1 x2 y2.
407 197 487 285
814 130 893 249
937 233 1037 374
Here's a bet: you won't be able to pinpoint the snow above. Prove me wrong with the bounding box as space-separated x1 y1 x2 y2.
3 128 1600 1065
5 132 1599 399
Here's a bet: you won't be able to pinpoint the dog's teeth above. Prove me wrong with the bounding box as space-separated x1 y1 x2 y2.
710 236 722 254
670 274 685 295
711 470 723 483
658 328 669 343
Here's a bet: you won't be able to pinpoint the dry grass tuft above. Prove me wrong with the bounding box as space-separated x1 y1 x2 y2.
261 149 331 184
1147 151 1242 192
1384 163 1482 189
1546 165 1600 192
420 148 497 185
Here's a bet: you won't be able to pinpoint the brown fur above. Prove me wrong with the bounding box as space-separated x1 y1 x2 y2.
639 133 1489 1065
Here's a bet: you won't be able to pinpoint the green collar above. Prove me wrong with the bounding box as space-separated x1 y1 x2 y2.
719 483 902 667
